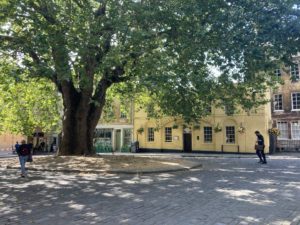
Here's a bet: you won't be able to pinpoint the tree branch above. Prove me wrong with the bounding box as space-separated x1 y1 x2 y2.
72 0 85 9
28 50 41 64
94 33 112 65
23 47 59 84
89 77 112 127
107 66 127 83
94 1 106 17
0 35 14 42
29 1 57 25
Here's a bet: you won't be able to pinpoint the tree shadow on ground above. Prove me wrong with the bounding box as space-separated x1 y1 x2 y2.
1 158 300 225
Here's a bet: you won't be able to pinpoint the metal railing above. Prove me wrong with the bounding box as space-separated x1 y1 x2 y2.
277 140 300 152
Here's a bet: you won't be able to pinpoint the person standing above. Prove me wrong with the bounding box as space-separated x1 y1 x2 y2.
16 140 30 177
255 131 267 164
14 141 20 154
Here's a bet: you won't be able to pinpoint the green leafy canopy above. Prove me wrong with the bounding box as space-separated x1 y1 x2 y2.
1 0 300 123
0 58 61 136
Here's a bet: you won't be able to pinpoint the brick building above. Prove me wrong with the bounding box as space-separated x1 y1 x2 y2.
271 60 300 151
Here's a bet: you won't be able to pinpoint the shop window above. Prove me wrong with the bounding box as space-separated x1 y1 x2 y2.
94 129 112 145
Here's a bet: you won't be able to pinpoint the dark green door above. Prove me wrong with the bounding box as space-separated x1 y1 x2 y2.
115 130 121 152
183 133 192 152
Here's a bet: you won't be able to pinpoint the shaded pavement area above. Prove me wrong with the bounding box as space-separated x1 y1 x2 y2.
2 155 202 174
1 155 300 225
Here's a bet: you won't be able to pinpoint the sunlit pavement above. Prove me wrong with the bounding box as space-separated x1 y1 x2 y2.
1 156 300 225
0 150 55 159
0 150 16 158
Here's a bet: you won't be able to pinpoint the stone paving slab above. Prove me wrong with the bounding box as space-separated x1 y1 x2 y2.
1 156 300 225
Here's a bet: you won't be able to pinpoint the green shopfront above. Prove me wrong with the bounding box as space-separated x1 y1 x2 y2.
94 125 133 153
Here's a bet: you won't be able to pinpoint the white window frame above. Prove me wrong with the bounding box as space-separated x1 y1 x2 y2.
225 126 235 144
204 126 213 143
277 121 289 140
147 128 154 142
165 127 172 142
274 68 281 77
120 111 127 119
291 64 300 80
273 94 283 111
291 121 300 140
291 92 300 111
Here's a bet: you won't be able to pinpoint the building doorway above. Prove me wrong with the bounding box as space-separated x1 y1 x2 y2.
115 129 121 151
183 128 192 152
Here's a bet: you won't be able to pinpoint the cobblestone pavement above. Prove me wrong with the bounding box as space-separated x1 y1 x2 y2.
1 156 300 225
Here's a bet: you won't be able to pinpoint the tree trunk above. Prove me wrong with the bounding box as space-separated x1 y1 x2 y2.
59 111 98 155
58 101 99 155
57 80 110 156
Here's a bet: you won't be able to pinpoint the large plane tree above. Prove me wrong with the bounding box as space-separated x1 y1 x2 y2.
0 0 299 155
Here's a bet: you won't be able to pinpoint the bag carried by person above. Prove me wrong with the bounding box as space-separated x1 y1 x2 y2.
255 145 264 151
27 154 33 162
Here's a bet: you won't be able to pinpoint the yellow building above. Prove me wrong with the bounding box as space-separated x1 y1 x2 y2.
133 97 272 154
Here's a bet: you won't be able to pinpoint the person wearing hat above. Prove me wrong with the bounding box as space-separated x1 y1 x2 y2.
255 131 267 164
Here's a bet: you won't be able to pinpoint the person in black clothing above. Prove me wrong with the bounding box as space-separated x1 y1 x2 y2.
16 140 30 177
14 141 20 154
255 131 267 164
50 141 55 152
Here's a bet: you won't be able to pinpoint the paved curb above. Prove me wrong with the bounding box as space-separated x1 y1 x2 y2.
0 156 17 159
6 162 203 174
99 153 262 159
181 155 257 159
